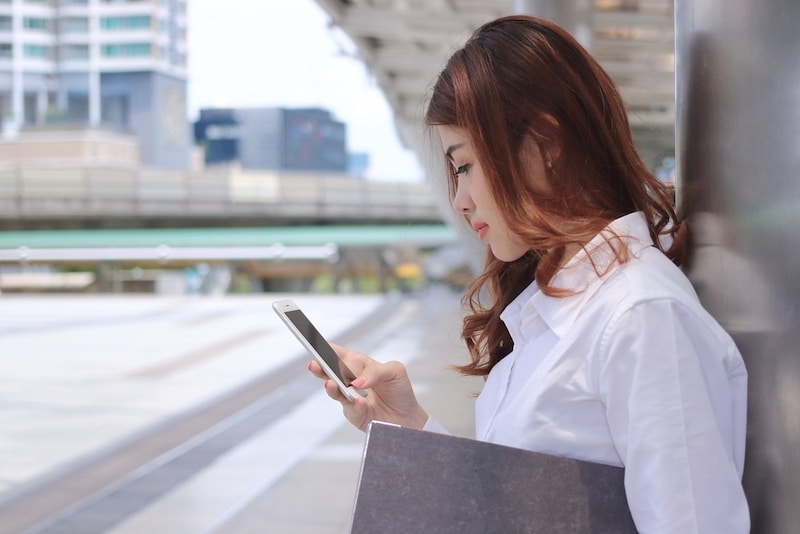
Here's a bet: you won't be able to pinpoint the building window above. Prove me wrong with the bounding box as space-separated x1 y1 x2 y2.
0 43 11 59
0 16 11 32
62 44 88 60
23 44 49 58
24 17 49 31
100 0 150 4
101 42 151 57
100 15 152 30
61 17 89 33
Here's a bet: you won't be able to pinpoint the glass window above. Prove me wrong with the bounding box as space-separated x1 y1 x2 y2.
61 17 89 34
100 15 151 31
23 44 49 58
62 44 88 60
101 42 151 57
24 17 49 31
0 43 11 59
0 16 11 32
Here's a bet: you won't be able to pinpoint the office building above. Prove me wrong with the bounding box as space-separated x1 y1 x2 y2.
0 0 190 169
194 106 349 173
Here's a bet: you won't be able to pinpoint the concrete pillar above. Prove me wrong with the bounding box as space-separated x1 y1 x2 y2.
512 0 593 50
36 87 47 124
89 70 100 125
10 2 23 130
676 2 800 532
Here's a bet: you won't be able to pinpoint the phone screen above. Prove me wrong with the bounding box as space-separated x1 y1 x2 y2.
283 309 357 385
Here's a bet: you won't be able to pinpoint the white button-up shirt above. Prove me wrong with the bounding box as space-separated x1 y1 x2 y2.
430 212 750 533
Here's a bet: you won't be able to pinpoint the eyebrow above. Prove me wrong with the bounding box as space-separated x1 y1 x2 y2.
444 143 465 161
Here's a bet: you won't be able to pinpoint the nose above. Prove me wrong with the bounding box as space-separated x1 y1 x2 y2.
451 178 474 215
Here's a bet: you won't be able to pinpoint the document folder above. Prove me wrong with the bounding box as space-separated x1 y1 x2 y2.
350 421 636 534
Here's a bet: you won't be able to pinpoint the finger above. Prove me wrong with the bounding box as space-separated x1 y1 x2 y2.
345 395 373 432
323 379 349 403
334 392 370 430
307 360 328 380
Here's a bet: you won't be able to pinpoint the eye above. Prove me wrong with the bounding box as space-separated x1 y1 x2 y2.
454 163 471 176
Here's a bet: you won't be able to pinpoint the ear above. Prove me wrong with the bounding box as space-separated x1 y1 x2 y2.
538 113 563 163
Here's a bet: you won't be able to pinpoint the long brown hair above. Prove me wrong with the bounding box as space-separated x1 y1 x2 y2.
425 15 685 376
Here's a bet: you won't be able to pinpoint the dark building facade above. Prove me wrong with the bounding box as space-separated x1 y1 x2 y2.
194 107 348 172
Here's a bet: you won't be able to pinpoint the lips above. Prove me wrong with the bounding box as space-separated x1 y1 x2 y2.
471 222 488 240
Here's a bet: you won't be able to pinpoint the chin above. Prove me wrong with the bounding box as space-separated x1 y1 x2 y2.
490 246 528 263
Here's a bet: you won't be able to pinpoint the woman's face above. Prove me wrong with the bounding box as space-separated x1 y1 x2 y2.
438 125 530 262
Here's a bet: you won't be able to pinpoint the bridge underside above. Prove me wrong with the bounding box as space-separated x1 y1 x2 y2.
314 0 676 168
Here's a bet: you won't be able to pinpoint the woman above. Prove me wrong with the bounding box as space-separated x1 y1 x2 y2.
309 15 749 532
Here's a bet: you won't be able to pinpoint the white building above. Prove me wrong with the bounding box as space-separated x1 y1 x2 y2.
0 0 190 168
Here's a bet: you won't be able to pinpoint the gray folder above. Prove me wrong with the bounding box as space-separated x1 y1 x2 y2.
350 421 637 533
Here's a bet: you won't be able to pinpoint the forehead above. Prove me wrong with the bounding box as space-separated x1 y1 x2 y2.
436 125 471 155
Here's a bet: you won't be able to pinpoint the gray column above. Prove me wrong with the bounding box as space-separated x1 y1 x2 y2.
512 0 593 49
676 2 800 532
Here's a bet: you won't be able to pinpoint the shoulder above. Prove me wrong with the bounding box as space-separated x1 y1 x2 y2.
601 246 701 315
592 247 737 354
590 250 743 380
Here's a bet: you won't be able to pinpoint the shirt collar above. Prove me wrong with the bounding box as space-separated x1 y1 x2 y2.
503 212 655 341
499 279 540 344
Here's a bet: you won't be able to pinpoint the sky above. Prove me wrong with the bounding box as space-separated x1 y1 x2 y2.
186 0 425 182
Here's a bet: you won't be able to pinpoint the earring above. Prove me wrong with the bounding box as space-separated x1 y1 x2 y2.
546 159 553 170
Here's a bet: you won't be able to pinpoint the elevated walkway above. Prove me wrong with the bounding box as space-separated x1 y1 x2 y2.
0 166 443 229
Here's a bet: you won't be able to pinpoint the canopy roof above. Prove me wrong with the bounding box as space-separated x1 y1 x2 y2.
314 0 675 166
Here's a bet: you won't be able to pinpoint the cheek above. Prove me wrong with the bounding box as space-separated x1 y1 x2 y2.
471 174 494 207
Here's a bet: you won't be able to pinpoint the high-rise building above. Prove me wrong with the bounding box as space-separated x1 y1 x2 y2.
0 0 190 169
194 107 349 173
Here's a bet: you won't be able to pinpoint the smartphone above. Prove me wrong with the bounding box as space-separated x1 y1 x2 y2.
272 299 366 402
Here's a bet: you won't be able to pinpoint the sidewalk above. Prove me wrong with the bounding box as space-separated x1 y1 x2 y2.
0 293 383 499
210 287 483 534
0 287 482 533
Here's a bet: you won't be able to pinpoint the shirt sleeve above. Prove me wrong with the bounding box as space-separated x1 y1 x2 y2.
597 298 749 533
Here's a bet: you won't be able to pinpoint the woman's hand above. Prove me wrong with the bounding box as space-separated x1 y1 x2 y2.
307 343 429 432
